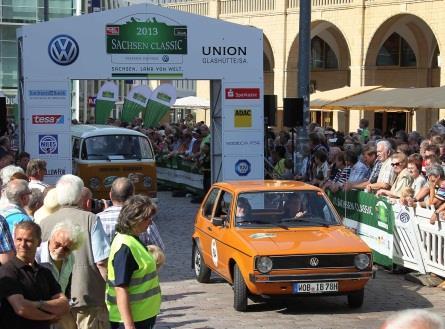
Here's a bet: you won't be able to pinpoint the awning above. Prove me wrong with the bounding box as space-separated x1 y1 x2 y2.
310 86 381 109
172 96 210 108
310 85 445 111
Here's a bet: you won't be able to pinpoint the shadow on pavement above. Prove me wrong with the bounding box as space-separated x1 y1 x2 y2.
163 291 205 302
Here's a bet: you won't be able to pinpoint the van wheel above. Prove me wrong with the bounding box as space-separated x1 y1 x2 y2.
193 245 211 283
233 264 248 312
347 289 364 308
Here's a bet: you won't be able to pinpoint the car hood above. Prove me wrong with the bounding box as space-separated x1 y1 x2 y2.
234 226 370 255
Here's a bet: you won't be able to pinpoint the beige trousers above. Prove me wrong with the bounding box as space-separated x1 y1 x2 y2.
72 306 110 329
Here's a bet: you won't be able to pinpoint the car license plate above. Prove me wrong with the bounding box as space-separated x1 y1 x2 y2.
293 281 338 294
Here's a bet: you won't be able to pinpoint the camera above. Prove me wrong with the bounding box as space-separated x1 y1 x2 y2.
90 199 112 214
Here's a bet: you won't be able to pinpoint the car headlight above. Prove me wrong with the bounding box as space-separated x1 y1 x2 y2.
89 177 100 190
354 254 370 270
256 256 273 274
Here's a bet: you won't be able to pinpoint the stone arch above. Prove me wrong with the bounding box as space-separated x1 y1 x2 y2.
263 33 275 95
286 20 351 97
364 13 440 87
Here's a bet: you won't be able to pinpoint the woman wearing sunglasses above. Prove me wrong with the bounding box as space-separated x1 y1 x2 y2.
376 152 413 198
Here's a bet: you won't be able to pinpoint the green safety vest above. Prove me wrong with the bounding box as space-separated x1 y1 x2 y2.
106 233 161 323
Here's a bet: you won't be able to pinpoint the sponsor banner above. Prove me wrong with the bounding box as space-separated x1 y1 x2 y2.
222 155 263 181
327 190 394 267
25 81 70 107
121 85 152 123
43 159 72 185
143 83 176 128
225 88 260 100
222 131 263 156
20 4 262 80
27 133 71 159
25 108 70 132
222 106 263 130
95 81 119 124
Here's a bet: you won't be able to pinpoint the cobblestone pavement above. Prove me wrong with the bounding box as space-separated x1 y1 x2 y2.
153 191 445 329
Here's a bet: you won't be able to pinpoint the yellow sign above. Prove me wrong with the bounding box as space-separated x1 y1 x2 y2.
234 109 252 128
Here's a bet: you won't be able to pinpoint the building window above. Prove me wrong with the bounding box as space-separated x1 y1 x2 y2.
311 36 338 70
376 33 416 67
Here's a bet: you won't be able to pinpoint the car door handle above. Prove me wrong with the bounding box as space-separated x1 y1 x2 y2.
207 226 212 231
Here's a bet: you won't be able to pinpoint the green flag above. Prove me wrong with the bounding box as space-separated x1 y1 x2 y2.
95 82 118 124
143 84 176 128
121 85 152 124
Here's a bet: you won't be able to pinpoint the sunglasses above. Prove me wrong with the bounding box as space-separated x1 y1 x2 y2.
391 162 402 167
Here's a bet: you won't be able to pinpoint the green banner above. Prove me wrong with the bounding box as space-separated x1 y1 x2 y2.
143 100 170 128
106 19 187 55
327 190 394 267
156 154 203 193
95 99 115 124
121 99 144 123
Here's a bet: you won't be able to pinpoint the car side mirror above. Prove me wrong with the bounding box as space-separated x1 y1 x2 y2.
212 217 225 227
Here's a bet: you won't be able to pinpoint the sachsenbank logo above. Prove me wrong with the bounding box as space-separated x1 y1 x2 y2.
32 115 64 125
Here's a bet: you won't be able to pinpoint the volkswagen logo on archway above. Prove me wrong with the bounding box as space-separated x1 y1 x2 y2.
48 35 79 66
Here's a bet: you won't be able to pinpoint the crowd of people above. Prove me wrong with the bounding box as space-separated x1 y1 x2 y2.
1 114 445 327
0 136 166 329
266 119 445 225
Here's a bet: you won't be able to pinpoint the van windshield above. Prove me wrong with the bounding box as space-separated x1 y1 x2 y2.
81 135 154 160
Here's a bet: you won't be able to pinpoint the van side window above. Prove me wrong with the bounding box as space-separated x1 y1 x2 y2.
81 141 88 160
203 188 219 220
72 138 80 159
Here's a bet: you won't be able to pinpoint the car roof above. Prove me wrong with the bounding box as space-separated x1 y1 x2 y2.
71 124 147 139
212 180 322 194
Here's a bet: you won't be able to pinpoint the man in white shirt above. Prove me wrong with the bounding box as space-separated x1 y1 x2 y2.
26 159 49 192
36 221 83 329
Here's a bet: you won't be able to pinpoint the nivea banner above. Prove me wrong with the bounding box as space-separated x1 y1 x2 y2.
95 81 118 124
143 84 176 128
121 85 152 124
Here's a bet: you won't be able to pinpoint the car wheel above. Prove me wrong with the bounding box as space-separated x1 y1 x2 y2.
193 245 211 283
233 264 248 312
347 289 364 308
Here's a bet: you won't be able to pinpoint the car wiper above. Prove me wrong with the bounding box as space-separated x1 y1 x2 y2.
280 218 330 227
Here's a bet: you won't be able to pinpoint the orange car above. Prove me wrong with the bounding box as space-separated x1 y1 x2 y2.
192 180 373 311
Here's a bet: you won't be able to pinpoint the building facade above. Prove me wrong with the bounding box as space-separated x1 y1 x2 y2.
0 0 77 114
162 0 444 135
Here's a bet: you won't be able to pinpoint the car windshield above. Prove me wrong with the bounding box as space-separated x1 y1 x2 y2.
234 190 340 228
81 135 154 160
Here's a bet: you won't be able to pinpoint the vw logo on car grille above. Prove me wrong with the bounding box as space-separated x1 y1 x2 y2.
309 257 319 267
48 35 79 66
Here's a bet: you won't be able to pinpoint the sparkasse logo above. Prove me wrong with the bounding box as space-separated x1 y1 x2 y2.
225 88 260 100
32 115 64 125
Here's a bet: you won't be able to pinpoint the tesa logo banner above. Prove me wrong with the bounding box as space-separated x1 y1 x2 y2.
225 88 260 100
32 115 64 125
106 26 120 36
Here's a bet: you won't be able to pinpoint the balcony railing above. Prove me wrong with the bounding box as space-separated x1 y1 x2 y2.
220 0 275 15
163 0 432 15
164 0 209 16
163 0 209 16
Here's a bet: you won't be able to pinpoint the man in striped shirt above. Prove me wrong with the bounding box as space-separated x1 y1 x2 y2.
0 215 14 264
97 177 165 251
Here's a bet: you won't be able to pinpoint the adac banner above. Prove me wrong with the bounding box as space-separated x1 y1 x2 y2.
95 81 118 124
327 190 394 267
121 85 152 123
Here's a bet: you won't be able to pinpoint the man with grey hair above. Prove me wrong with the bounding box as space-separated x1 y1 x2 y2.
39 174 110 329
366 139 396 192
0 179 32 234
97 177 165 250
26 158 49 192
380 309 444 329
36 222 83 329
425 164 445 224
